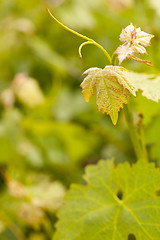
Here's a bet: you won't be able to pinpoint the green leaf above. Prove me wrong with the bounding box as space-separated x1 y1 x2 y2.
81 68 160 125
54 160 160 240
81 66 134 125
125 71 160 102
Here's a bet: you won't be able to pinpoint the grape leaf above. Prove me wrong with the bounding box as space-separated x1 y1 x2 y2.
124 71 160 102
80 66 135 125
54 160 160 240
81 67 160 125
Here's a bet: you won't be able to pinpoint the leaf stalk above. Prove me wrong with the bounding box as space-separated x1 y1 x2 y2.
124 103 147 163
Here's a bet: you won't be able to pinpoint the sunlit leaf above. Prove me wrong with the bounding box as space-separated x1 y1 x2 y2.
81 66 135 125
54 160 160 240
125 71 160 102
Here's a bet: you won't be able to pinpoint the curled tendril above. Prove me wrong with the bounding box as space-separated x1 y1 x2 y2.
47 8 111 64
78 41 95 59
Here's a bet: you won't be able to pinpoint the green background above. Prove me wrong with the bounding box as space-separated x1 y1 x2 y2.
0 0 160 239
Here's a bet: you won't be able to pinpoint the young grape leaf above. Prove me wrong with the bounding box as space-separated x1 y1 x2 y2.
124 71 160 102
80 66 136 125
54 160 160 240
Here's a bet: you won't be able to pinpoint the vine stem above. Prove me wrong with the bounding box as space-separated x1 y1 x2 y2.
110 53 117 66
47 8 148 163
46 8 111 63
138 116 149 163
124 103 147 163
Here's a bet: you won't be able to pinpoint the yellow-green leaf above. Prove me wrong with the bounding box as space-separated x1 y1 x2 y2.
81 66 134 125
125 71 160 102
54 160 160 240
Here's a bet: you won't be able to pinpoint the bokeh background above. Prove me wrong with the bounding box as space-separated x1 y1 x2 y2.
1 0 160 239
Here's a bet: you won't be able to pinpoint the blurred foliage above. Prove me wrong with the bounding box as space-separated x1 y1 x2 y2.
0 0 160 239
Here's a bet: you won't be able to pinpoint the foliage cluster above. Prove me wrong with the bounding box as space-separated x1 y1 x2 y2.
1 0 160 240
